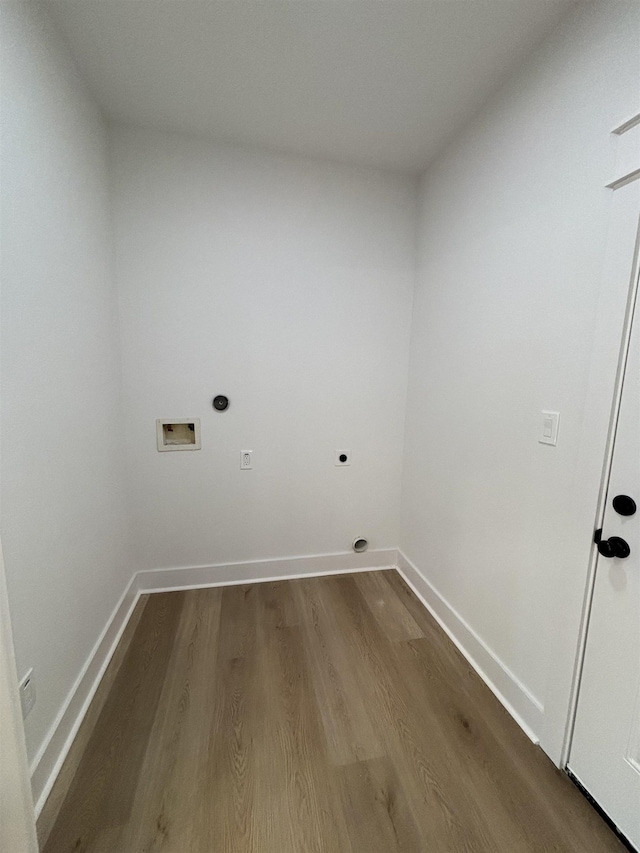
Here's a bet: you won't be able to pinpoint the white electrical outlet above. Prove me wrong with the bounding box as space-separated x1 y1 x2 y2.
240 450 252 469
335 449 351 466
19 669 36 719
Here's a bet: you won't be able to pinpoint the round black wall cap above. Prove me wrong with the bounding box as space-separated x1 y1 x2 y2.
213 395 230 411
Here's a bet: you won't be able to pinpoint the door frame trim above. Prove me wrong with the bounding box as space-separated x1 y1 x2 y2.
0 537 39 852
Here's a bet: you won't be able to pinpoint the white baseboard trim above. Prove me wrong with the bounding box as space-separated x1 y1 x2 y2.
31 573 141 816
31 548 397 817
136 548 399 594
397 550 543 743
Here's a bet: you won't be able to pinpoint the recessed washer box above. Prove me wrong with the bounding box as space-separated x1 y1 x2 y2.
156 419 201 451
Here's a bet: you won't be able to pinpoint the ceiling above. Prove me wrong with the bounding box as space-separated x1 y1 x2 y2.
45 1 573 174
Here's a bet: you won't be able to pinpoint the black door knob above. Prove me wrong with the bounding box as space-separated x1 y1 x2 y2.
597 536 631 559
612 494 636 516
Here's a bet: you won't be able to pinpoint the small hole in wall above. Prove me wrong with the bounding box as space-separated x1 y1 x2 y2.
163 423 195 445
352 537 368 553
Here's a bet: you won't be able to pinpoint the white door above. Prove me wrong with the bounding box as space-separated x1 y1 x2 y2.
569 176 640 848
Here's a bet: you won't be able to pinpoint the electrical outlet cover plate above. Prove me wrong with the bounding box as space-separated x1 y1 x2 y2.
539 411 560 446
335 449 351 466
240 450 252 469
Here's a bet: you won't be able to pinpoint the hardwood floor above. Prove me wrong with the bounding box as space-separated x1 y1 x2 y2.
39 571 625 852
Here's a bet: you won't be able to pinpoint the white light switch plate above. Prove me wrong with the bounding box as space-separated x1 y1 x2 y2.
539 411 560 446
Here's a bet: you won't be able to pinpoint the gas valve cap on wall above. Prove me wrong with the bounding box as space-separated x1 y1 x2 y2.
213 395 229 411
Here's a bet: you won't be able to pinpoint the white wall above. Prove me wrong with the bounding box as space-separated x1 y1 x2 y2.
110 126 416 572
0 1 133 769
400 0 639 734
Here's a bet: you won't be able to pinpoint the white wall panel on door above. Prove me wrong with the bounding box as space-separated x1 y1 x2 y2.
569 176 640 850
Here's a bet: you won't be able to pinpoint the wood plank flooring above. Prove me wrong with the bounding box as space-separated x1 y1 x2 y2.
39 571 626 853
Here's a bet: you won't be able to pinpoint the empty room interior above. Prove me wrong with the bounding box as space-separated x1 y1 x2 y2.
1 1 639 851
